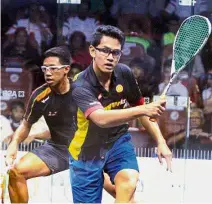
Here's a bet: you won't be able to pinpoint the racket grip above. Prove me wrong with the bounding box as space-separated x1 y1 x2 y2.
149 95 166 122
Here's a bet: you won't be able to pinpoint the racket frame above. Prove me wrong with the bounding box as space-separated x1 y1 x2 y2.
162 15 212 97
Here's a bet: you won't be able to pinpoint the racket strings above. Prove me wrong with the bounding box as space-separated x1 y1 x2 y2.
174 16 210 71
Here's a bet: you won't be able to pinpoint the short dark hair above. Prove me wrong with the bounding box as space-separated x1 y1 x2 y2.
44 46 71 65
10 100 25 111
90 25 125 49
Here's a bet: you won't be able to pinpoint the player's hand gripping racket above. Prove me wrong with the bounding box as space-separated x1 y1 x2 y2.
150 15 212 122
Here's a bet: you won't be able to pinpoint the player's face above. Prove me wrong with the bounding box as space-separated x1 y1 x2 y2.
89 36 122 74
42 56 70 87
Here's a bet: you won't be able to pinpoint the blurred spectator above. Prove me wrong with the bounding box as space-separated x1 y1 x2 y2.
166 72 189 97
38 4 52 27
23 61 43 89
129 57 159 99
179 71 202 107
202 71 212 113
69 31 92 69
162 16 179 46
62 0 100 42
0 115 13 145
127 17 152 42
6 100 25 131
120 41 146 66
110 0 166 32
198 68 212 93
119 17 157 73
164 0 208 20
191 53 205 79
201 34 212 73
110 0 149 17
98 0 117 26
158 59 172 94
5 3 53 53
70 63 83 80
202 70 212 133
148 0 167 18
159 60 201 106
2 27 40 65
161 15 180 65
167 108 212 150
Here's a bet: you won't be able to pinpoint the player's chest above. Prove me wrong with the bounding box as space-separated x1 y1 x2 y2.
95 82 128 109
42 94 76 118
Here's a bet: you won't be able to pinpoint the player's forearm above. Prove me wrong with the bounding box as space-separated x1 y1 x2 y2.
89 106 147 128
30 130 51 140
139 116 166 144
10 120 31 145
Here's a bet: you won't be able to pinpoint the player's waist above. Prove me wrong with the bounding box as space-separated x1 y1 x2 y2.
70 130 130 160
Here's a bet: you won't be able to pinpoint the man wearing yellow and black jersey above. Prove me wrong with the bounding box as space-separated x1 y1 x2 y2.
70 25 172 203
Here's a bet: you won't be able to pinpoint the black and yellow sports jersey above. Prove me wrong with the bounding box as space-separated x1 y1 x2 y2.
24 80 77 146
69 63 144 160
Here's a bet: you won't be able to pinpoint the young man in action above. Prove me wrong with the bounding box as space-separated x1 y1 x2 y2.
69 25 172 203
5 46 115 203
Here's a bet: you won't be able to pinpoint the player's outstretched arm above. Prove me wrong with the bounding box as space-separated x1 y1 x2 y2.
139 116 172 172
5 119 32 167
88 100 166 128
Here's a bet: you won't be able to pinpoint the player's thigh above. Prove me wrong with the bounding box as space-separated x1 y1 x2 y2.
11 152 51 179
31 141 69 174
114 168 139 190
70 159 104 203
104 133 139 183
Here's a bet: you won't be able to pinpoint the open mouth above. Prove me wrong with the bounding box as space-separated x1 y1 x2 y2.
45 78 54 83
104 63 113 69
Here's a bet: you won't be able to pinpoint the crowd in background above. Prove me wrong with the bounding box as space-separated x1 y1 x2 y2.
1 0 212 150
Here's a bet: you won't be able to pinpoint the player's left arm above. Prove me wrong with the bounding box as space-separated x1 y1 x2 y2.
125 66 172 171
139 116 172 171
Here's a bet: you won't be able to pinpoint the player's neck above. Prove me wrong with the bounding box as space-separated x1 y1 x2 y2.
93 67 111 91
52 77 70 94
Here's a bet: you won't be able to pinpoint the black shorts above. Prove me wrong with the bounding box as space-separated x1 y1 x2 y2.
31 140 69 174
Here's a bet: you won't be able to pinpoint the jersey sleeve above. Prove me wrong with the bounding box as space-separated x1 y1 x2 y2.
121 64 144 106
24 90 43 125
72 86 104 118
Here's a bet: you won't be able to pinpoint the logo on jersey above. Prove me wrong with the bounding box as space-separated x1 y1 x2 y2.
41 96 49 103
98 93 102 100
116 84 123 93
48 111 57 116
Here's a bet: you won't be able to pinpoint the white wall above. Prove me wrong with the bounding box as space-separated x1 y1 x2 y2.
1 151 212 203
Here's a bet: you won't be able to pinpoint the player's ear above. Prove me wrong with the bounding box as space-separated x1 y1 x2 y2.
89 45 96 58
64 66 70 74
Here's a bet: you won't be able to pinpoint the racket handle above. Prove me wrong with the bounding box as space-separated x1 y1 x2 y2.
149 95 166 122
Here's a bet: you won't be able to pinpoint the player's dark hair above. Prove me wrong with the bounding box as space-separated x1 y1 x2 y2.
44 46 71 65
90 25 125 49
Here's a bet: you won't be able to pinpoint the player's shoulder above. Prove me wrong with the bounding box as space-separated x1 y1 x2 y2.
30 83 52 102
72 68 91 89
